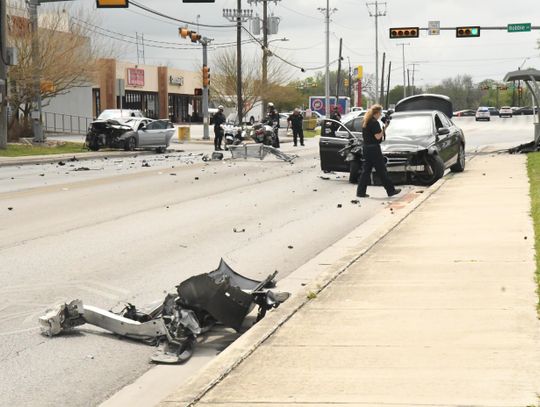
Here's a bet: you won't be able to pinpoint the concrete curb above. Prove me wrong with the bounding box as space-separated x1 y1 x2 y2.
0 150 154 168
159 177 449 407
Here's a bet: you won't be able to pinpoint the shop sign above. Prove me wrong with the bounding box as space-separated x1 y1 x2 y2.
169 75 184 86
127 68 145 87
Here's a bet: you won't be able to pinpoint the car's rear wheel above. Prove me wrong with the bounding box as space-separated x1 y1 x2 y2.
415 154 445 186
124 136 137 151
349 160 361 184
450 144 465 173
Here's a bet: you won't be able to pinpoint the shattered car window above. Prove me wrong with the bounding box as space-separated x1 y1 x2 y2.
385 115 433 139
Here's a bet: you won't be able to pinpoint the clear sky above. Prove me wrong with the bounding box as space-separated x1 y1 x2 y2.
47 0 540 87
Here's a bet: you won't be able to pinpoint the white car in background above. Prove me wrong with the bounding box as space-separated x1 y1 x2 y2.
475 107 491 121
498 106 513 118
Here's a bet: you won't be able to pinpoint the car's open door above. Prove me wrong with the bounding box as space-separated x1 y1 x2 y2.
319 119 357 173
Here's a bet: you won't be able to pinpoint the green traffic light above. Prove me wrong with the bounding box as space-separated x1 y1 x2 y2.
471 28 478 35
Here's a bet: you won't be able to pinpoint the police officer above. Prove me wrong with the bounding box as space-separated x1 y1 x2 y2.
213 105 226 151
287 108 304 146
356 104 401 198
264 102 280 148
329 106 341 136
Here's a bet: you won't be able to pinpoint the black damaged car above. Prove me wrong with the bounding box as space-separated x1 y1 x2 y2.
319 94 466 186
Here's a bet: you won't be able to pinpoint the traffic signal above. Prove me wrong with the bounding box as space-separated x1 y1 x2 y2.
389 27 419 39
518 86 523 94
343 79 349 87
96 0 128 7
190 31 201 43
456 26 480 38
179 27 190 39
202 65 210 87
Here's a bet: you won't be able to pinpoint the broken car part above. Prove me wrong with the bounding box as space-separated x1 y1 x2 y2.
39 259 289 364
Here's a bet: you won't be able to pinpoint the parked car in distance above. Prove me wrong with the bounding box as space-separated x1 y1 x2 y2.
488 107 499 116
475 107 491 121
513 106 534 115
320 94 465 186
86 119 175 153
454 109 476 117
499 106 513 118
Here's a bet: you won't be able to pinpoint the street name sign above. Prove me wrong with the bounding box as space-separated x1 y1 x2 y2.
507 23 531 32
428 20 440 35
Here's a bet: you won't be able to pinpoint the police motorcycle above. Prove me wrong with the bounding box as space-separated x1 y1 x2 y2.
250 122 278 147
221 122 245 150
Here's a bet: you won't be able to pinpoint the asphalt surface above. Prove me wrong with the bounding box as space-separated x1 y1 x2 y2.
0 115 535 407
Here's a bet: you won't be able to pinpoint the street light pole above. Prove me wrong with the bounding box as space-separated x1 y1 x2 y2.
202 37 212 140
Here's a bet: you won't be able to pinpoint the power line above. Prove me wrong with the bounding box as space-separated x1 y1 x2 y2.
130 0 235 29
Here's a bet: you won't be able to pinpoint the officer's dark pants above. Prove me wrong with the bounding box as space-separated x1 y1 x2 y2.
273 128 280 148
214 129 222 150
292 128 304 145
356 144 396 196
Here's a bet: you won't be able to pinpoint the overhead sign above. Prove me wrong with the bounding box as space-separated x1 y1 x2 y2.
507 23 531 32
126 68 144 87
428 20 440 35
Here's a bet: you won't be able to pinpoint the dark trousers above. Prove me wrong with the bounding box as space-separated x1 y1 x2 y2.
273 128 280 148
214 128 222 150
356 144 396 196
292 128 304 145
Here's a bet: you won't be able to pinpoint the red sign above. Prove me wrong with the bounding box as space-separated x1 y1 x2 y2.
127 68 144 87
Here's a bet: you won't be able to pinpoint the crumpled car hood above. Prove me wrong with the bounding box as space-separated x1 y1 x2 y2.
381 135 434 153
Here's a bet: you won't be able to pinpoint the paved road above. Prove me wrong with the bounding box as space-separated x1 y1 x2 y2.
0 116 534 406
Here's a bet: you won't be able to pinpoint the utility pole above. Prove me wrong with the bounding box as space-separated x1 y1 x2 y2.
29 0 44 142
407 68 410 96
409 63 419 95
385 61 392 109
248 0 282 116
201 37 212 140
318 2 337 117
379 52 385 104
366 1 386 104
335 37 343 102
397 42 409 99
0 0 7 149
223 5 252 125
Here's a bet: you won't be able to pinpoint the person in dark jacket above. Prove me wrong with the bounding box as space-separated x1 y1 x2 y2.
329 106 341 136
213 105 226 151
356 104 401 198
287 108 304 146
264 102 280 148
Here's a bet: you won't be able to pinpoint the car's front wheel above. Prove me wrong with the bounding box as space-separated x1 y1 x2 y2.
450 144 465 173
349 160 361 184
124 136 137 151
415 154 445 186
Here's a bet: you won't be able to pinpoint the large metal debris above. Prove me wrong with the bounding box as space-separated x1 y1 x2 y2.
38 259 289 364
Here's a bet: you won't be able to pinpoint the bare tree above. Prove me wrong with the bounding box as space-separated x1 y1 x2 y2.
209 48 291 113
7 2 114 139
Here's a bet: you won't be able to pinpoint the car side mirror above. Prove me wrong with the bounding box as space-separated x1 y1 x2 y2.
437 127 450 135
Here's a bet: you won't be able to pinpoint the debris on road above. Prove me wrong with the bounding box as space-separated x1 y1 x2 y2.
7 207 13 211
38 260 289 364
73 167 91 172
350 199 359 204
58 161 66 166
142 162 151 168
288 245 294 249
319 176 330 180
337 204 342 208
233 228 246 233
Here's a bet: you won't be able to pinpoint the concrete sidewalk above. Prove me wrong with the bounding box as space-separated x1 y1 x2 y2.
164 153 540 406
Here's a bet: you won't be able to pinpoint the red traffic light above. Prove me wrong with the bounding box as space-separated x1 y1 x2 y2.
456 26 480 38
389 27 419 39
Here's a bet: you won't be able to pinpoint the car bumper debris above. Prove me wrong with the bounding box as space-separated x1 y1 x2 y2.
38 259 290 364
